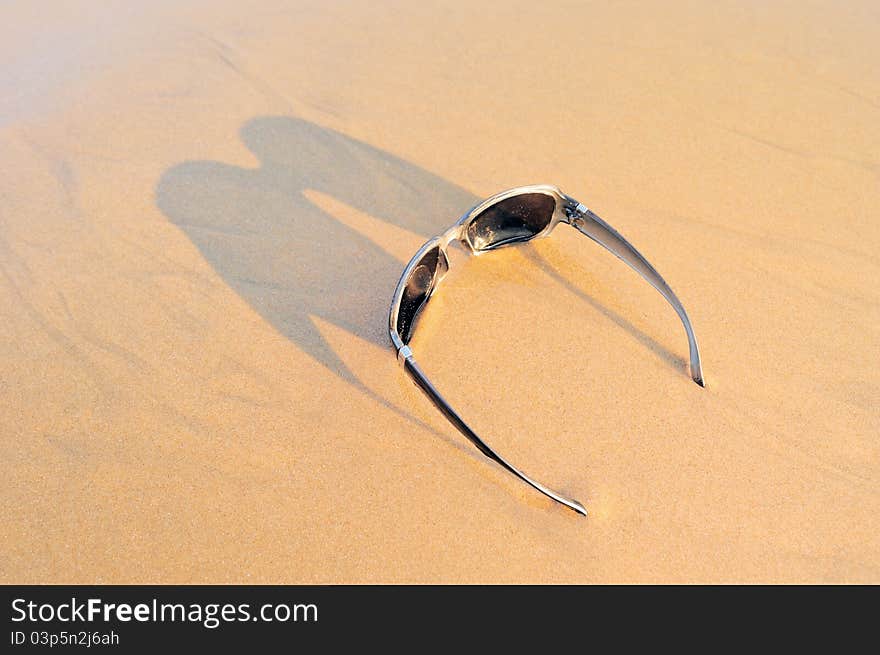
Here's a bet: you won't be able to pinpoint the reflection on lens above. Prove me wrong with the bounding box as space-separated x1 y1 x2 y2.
396 245 442 343
466 193 555 250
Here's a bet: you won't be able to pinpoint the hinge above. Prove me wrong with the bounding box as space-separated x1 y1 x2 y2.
396 345 413 365
564 200 589 227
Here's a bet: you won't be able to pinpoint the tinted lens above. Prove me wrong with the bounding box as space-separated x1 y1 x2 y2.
466 193 555 250
396 245 445 344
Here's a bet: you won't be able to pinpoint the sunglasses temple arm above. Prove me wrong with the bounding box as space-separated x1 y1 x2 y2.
402 352 587 516
566 205 704 387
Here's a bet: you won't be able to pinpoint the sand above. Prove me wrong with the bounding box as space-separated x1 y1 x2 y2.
1 0 877 583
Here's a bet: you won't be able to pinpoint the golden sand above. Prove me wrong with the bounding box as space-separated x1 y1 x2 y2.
1 1 877 582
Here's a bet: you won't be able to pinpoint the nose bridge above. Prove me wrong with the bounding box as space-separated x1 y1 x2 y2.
441 221 471 252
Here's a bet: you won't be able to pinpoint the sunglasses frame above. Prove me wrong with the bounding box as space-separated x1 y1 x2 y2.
388 184 703 516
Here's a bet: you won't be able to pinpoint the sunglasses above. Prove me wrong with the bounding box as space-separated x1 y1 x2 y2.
388 185 704 515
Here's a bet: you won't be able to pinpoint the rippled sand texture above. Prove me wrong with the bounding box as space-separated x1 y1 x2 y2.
1 1 878 582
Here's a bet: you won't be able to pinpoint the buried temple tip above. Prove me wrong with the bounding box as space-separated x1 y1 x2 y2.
566 498 588 517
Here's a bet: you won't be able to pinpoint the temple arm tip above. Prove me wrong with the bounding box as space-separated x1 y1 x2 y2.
691 359 705 387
